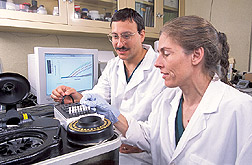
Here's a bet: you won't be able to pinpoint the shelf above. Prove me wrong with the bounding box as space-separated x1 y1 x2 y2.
135 0 154 6
0 18 109 35
164 5 178 12
76 0 117 8
0 17 158 39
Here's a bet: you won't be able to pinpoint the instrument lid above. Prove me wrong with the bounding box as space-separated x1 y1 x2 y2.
0 72 30 105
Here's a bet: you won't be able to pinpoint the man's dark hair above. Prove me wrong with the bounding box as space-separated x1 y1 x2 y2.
110 8 145 33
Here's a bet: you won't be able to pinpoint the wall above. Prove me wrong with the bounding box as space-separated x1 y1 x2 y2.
185 0 252 72
0 31 154 78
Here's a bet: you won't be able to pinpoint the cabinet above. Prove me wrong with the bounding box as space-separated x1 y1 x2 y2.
0 0 184 39
68 0 120 34
0 0 67 25
129 0 184 38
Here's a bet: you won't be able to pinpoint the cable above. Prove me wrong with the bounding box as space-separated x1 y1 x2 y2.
209 0 214 22
248 22 252 72
55 35 60 47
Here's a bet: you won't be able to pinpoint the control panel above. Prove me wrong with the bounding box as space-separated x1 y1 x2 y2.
54 102 103 130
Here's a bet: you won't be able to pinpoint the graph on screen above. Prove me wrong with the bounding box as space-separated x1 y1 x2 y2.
45 53 94 95
61 62 92 79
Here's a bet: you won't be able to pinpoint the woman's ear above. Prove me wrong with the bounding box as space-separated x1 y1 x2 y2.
191 47 204 65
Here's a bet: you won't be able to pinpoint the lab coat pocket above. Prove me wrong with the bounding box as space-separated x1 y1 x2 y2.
189 154 215 165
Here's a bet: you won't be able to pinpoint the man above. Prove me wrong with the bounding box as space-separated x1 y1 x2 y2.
51 8 165 164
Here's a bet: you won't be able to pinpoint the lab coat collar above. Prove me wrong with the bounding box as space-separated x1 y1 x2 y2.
117 59 126 85
157 88 181 161
117 44 156 84
126 45 156 92
171 79 226 161
141 44 155 71
116 45 156 92
200 79 225 114
169 90 183 150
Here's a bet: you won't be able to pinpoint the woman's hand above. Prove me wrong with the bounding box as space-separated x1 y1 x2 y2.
81 93 120 124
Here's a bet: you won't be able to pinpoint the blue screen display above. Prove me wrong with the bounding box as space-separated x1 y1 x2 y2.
45 53 94 95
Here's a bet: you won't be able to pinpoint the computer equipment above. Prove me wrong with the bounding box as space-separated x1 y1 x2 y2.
98 50 115 76
154 40 159 52
236 79 250 89
28 47 99 105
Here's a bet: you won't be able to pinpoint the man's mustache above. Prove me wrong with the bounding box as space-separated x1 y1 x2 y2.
115 46 130 51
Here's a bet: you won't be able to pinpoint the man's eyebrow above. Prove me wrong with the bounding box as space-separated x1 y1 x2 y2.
111 31 132 34
121 31 132 33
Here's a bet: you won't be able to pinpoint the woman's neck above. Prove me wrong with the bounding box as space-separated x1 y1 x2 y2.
181 73 211 107
181 73 211 128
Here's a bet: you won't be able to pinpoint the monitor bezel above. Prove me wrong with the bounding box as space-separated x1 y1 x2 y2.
34 47 98 105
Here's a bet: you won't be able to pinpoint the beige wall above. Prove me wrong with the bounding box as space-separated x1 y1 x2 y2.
185 0 252 72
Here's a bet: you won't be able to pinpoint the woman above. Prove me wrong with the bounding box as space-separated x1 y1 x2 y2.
82 16 252 164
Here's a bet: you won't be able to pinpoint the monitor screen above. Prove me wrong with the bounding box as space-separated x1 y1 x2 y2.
28 47 98 105
45 53 94 96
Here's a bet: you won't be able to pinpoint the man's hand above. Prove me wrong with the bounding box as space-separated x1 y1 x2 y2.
51 85 83 104
120 143 144 154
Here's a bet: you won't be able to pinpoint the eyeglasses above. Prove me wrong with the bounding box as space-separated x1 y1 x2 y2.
107 32 137 43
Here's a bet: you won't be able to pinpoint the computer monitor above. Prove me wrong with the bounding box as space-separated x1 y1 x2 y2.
28 47 98 105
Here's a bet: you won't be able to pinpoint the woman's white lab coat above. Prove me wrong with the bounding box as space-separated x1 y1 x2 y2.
126 79 252 165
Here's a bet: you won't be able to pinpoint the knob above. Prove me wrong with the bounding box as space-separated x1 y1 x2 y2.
156 13 164 18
